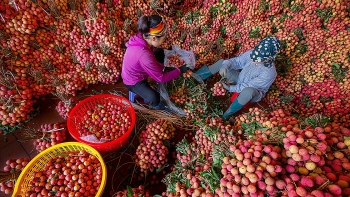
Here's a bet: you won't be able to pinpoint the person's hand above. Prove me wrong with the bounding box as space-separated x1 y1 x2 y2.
163 67 176 73
179 65 189 74
225 71 235 84
221 82 230 91
219 60 231 78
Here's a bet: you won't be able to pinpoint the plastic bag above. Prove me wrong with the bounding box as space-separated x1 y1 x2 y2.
158 83 187 117
80 135 111 143
190 72 204 84
164 45 196 69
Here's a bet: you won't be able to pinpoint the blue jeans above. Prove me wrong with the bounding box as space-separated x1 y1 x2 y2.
125 79 160 107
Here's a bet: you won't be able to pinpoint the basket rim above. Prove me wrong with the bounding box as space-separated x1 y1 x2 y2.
67 94 136 146
12 142 107 197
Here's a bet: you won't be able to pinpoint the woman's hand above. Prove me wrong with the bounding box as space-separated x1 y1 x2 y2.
179 65 189 74
163 67 176 73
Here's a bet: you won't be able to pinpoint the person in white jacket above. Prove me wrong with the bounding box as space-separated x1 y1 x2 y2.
220 37 280 119
196 37 281 119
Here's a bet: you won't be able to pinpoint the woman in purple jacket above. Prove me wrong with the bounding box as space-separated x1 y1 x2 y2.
122 15 189 110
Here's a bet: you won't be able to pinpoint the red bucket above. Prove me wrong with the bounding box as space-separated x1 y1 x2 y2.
67 94 136 154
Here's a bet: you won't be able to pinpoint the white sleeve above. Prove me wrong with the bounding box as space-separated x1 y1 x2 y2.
227 49 253 70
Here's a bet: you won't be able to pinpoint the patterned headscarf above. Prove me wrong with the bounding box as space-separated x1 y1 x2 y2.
149 19 166 36
250 37 281 67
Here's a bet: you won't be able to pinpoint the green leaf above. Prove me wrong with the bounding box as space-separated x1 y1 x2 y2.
316 7 333 23
127 186 133 197
294 42 308 54
192 10 201 19
249 27 261 38
212 145 224 167
211 167 220 180
241 123 249 129
96 103 104 108
209 6 220 17
162 170 182 193
176 138 190 155
332 63 348 83
304 114 330 128
229 5 237 14
292 28 304 40
272 25 278 34
185 179 191 188
185 12 193 24
247 114 253 120
306 119 317 127
199 168 221 193
156 163 169 173
259 0 269 11
201 25 209 34
52 173 58 180
220 26 226 34
279 14 288 22
291 3 303 12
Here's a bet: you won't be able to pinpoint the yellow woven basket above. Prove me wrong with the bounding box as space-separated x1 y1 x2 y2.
12 142 107 197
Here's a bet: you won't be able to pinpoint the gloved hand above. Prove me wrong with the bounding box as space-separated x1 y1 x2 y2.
179 65 189 74
221 82 231 91
219 60 231 78
163 67 176 73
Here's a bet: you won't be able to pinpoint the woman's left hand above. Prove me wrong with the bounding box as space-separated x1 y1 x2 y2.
163 67 176 73
179 65 189 74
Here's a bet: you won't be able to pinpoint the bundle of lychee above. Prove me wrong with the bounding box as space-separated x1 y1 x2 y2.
19 123 66 152
281 172 350 196
282 120 350 196
161 182 188 197
56 98 78 120
135 138 169 173
283 126 328 175
234 108 270 128
113 185 150 197
139 119 176 142
211 82 227 96
0 158 30 195
193 119 237 158
218 140 284 196
180 172 215 196
166 54 185 68
135 119 176 173
234 108 301 143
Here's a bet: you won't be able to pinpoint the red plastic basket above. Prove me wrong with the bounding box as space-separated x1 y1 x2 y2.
67 94 136 154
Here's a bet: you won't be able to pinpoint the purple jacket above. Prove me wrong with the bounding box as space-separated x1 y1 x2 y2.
121 33 180 85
